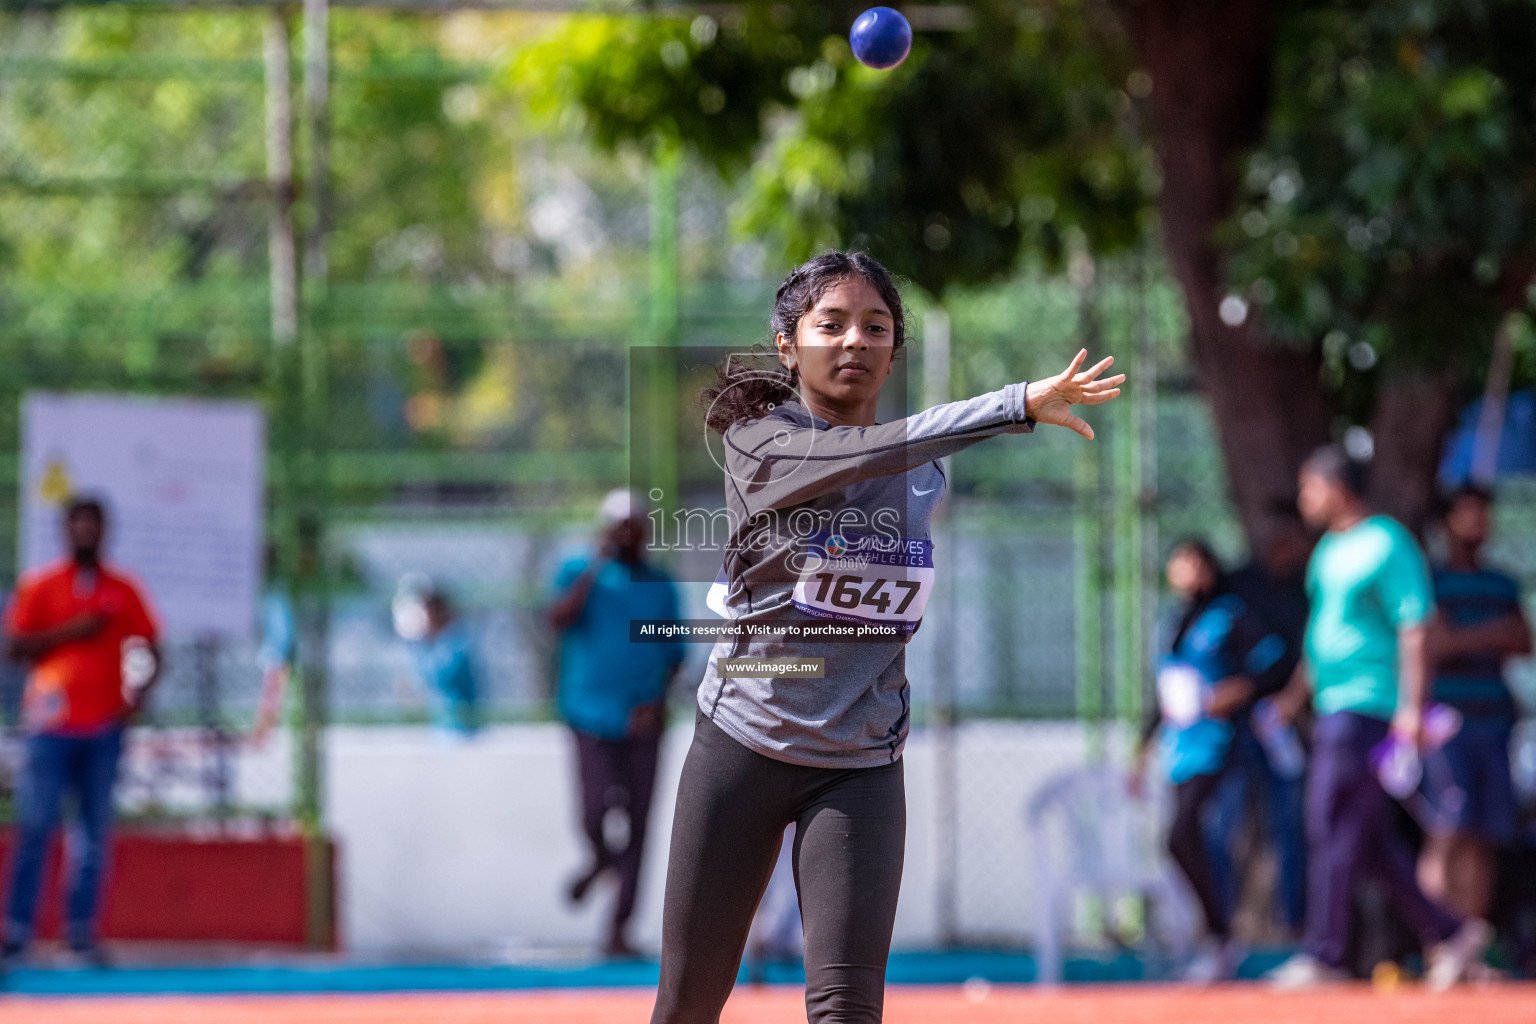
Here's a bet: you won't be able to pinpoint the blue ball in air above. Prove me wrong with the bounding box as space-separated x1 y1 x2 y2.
850 7 913 70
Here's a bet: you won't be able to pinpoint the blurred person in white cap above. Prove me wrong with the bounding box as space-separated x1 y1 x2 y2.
548 488 685 958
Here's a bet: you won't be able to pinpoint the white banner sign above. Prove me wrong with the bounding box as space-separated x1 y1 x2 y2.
19 393 265 639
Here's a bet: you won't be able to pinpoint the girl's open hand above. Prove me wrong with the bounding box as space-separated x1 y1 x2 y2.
1024 349 1125 440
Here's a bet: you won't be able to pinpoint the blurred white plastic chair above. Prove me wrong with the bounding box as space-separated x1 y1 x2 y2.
1025 764 1197 983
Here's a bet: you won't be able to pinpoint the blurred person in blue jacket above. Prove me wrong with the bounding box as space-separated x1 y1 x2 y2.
549 489 685 958
1132 538 1289 982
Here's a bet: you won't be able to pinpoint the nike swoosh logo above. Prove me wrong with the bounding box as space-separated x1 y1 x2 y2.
913 486 937 496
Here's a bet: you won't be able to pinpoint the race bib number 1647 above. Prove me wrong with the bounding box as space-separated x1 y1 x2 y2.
791 530 935 635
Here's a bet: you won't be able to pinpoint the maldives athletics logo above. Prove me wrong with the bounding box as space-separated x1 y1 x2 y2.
823 534 848 558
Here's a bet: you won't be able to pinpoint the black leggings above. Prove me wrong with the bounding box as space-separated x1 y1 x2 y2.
651 709 905 1024
1168 769 1230 941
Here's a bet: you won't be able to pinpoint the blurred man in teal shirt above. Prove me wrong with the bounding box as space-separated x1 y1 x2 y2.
550 489 685 957
1269 445 1487 989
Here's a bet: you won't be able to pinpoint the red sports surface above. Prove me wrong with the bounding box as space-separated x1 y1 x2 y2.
4 985 1536 1024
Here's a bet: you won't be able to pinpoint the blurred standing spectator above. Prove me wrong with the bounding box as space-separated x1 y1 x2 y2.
1418 485 1531 920
1229 513 1313 687
410 587 481 738
1131 538 1288 981
549 489 685 958
1 497 161 968
1223 515 1314 934
252 546 296 746
1268 447 1486 989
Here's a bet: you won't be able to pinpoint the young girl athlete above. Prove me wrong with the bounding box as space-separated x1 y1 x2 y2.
651 251 1123 1023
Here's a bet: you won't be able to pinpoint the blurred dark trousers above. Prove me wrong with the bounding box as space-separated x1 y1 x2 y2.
4 726 124 948
574 728 660 934
1302 712 1458 968
1207 723 1308 931
1266 753 1308 931
1170 769 1231 940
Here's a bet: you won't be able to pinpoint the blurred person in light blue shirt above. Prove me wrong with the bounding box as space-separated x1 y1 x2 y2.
255 540 298 744
549 489 685 958
414 591 480 737
396 578 480 737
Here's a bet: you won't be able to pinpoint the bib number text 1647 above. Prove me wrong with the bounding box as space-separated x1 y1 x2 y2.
808 573 922 615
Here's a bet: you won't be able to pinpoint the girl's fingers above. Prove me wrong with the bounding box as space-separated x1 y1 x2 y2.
1064 413 1093 440
1063 348 1087 377
1075 355 1116 382
1083 374 1126 393
1080 389 1121 405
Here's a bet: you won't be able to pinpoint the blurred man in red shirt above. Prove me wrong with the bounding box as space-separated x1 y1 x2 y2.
2 497 160 968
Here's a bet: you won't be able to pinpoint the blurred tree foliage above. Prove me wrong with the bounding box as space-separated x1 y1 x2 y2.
1226 0 1536 409
5 4 1536 533
508 1 1151 296
510 0 1536 538
0 10 507 293
0 9 664 467
0 12 267 291
1219 0 1536 528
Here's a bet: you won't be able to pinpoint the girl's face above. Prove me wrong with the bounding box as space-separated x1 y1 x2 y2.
1166 547 1216 599
776 275 896 416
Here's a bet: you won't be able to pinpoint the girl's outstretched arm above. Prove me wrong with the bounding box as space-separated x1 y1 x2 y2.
726 350 1124 515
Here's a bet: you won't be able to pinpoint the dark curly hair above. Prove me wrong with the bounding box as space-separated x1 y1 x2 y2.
700 251 907 434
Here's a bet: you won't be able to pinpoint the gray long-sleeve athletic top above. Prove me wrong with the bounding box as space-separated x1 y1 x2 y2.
697 383 1035 768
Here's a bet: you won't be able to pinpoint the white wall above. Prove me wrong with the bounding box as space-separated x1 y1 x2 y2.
323 721 1122 957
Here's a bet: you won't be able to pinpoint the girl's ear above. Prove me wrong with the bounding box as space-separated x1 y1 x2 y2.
775 331 797 371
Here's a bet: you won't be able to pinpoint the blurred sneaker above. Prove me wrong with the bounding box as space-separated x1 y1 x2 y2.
1182 939 1247 983
1266 952 1350 989
58 943 112 970
602 934 642 961
1426 918 1492 992
0 939 25 972
566 862 607 905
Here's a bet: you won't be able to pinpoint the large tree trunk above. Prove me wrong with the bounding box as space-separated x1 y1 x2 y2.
1369 371 1460 535
1126 0 1334 551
